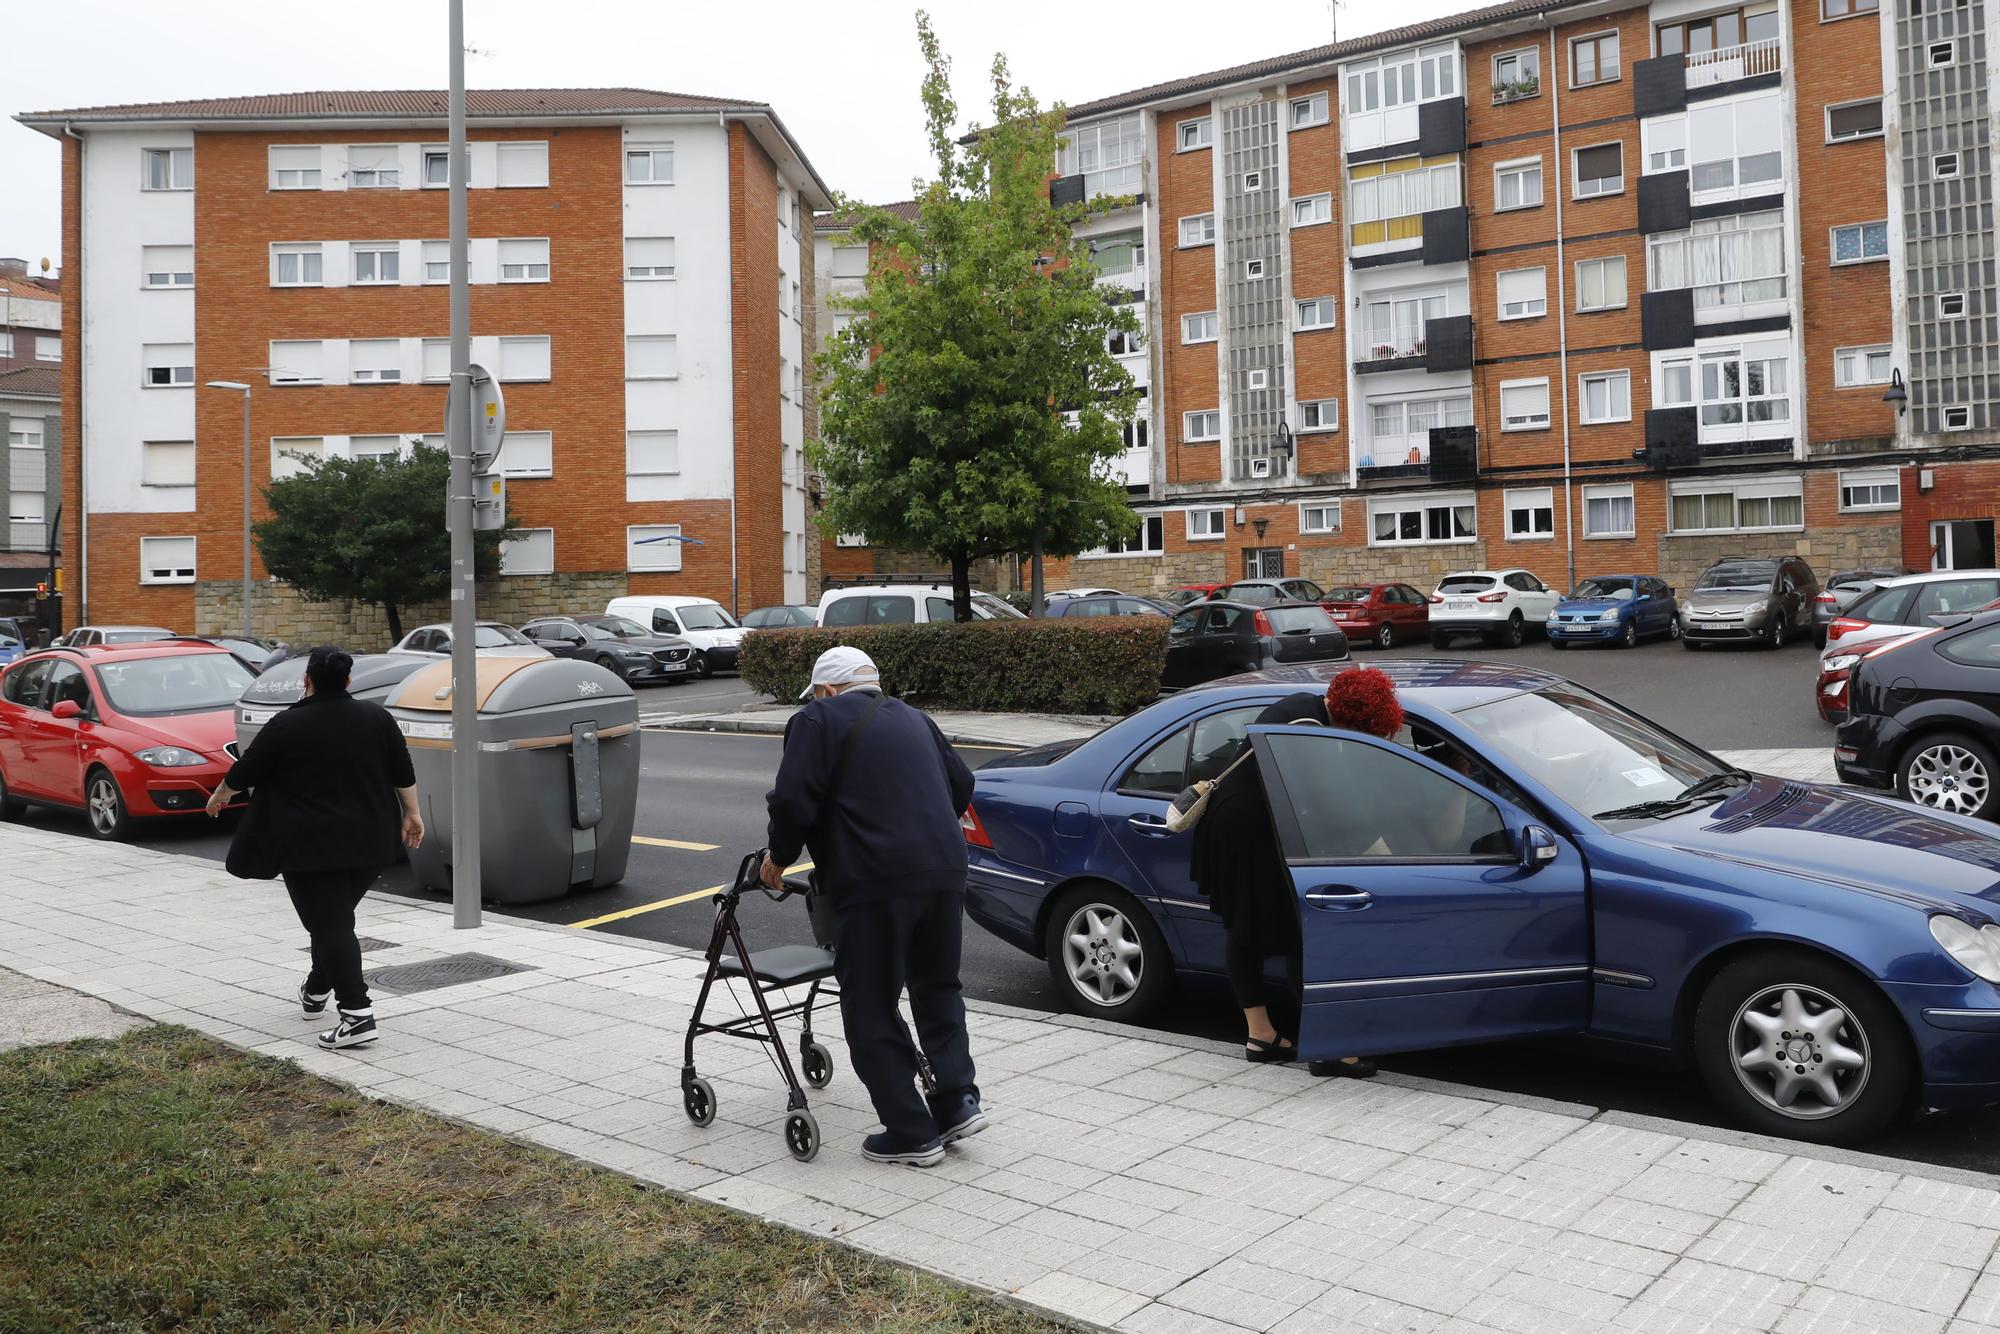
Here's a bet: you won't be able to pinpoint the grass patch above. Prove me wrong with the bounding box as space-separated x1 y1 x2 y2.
0 1027 1067 1333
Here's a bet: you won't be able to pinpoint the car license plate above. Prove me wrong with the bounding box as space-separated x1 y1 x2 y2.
240 707 277 724
1446 598 1473 609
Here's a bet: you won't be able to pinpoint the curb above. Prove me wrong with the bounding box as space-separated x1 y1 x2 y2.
640 713 1078 749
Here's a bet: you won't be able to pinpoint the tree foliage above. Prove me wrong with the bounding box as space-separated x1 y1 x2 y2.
254 442 514 643
811 11 1142 619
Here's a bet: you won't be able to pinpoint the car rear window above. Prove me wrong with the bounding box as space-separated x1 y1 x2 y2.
1323 586 1374 603
1696 562 1776 590
1224 583 1282 604
1265 607 1337 634
1849 584 1916 624
1438 576 1495 594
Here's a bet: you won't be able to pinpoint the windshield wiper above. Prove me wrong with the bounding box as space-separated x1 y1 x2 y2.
1596 770 1751 821
1675 770 1752 802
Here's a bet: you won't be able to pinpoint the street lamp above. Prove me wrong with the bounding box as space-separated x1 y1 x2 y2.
1882 369 1909 416
204 381 253 638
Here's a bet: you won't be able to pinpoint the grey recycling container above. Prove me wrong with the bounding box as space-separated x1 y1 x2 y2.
385 656 640 905
232 651 434 759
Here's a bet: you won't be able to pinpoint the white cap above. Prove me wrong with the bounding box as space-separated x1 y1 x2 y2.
801 645 881 699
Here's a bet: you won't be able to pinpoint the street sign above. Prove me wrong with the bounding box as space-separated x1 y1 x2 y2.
445 363 506 471
473 471 506 531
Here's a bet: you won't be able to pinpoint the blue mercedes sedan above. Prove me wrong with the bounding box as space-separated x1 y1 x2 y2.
1544 574 1680 649
962 660 2000 1144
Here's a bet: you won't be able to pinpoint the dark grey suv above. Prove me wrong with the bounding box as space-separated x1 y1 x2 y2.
1680 556 1820 650
521 614 697 684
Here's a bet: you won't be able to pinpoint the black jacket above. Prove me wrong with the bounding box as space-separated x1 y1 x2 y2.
766 688 975 905
1189 692 1327 952
224 689 416 874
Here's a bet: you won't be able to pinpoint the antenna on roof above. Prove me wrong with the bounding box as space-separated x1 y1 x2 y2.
1329 0 1341 43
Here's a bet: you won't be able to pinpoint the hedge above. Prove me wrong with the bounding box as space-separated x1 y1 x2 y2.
740 617 1169 715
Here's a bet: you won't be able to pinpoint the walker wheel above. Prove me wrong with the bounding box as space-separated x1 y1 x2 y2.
801 1041 834 1089
683 1077 716 1127
784 1108 820 1162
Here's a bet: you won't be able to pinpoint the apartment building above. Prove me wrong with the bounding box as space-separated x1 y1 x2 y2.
0 258 62 374
1 364 60 615
1030 0 1993 597
16 89 830 635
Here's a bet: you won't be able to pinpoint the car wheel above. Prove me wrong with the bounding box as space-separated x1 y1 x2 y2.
1694 947 1912 1145
1620 621 1640 650
692 651 714 680
1767 617 1788 651
85 768 130 842
1374 622 1395 650
0 765 21 819
1668 618 1683 642
1430 631 1452 650
1493 614 1525 649
1900 732 2000 820
1043 883 1171 1023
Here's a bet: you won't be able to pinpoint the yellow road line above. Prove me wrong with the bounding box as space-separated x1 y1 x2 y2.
569 861 813 929
632 836 721 852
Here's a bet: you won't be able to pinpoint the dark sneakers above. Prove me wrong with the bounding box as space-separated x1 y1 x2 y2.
930 1093 988 1146
318 1010 378 1050
861 1131 945 1167
299 983 331 1019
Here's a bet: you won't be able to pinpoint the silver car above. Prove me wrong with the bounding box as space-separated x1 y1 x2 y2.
390 621 551 659
1679 557 1819 650
1817 569 2000 659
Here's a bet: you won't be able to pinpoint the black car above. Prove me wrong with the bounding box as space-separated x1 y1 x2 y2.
520 614 698 685
742 604 817 628
1163 600 1349 688
1214 578 1327 606
1043 595 1169 618
1837 609 2000 819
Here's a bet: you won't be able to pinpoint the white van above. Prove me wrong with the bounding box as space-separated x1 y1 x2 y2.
603 595 745 676
815 584 1027 626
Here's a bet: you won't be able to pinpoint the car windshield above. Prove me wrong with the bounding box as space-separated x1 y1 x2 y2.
106 629 174 643
973 593 1028 620
596 617 651 638
1266 607 1337 633
676 604 739 631
1455 685 1730 823
1572 578 1637 601
1696 562 1775 592
1224 584 1282 605
216 638 275 666
581 621 623 641
94 653 256 717
1439 576 1495 594
1323 586 1374 603
474 625 533 647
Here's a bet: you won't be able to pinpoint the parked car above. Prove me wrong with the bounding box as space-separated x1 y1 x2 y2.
1815 567 1913 647
0 642 258 839
520 614 697 684
1822 570 2000 656
1165 585 1224 606
235 651 433 754
1041 595 1169 619
0 629 22 667
1545 575 1679 650
1163 600 1348 688
1816 629 1939 725
1680 557 1820 650
964 657 2000 1144
390 622 550 659
0 615 48 663
1321 583 1431 649
740 604 817 629
193 635 280 672
605 595 749 676
813 584 1027 628
1839 609 2000 819
1045 587 1125 600
1428 569 1561 649
57 625 176 648
1215 578 1327 607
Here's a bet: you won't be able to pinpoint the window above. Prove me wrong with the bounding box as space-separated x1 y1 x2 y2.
498 238 550 282
1934 154 1961 179
1928 40 1955 66
1650 211 1786 312
1688 92 1784 198
1497 267 1546 320
500 528 554 576
495 142 548 188
1659 345 1791 431
487 430 550 479
778 356 792 399
1827 100 1884 143
1182 311 1219 344
421 240 449 283
1668 478 1803 532
1507 488 1555 539
267 340 322 385
1839 469 1900 511
1370 494 1476 545
1108 329 1145 357
1835 345 1893 387
1085 514 1166 558
1644 117 1688 173
141 344 193 388
346 145 399 188
139 536 195 584
1361 286 1458 358
627 524 683 572
1580 370 1632 423
6 417 42 449
1945 406 1972 430
625 236 676 279
1186 508 1227 539
626 335 678 380
1831 221 1888 264
1177 117 1213 151
1940 292 1967 318
142 147 191 191
420 339 449 383
626 144 674 184
349 339 402 383
1301 503 1340 535
1571 31 1619 86
1087 231 1144 277
626 430 679 476
34 336 57 364
497 335 552 382
1295 297 1338 330
1573 143 1623 198
1346 155 1461 247
1291 193 1333 227
1343 45 1459 118
269 437 323 480
835 533 868 548
422 146 467 187
1298 399 1339 432
1244 259 1267 279
1822 0 1878 16
352 243 401 284
831 244 868 278
1246 368 1270 391
1493 48 1540 100
1575 256 1627 311
1184 410 1222 442
1244 171 1264 192
1577 484 1631 538
1290 92 1330 129
1058 115 1145 195
1494 158 1543 210
0 332 9 357
269 146 320 189
271 243 323 287
140 440 195 487
349 435 402 461
1500 379 1551 431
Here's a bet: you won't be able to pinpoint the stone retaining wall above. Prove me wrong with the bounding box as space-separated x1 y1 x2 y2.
195 572 628 650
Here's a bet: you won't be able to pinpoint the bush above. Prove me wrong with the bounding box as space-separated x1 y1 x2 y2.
740 618 1168 715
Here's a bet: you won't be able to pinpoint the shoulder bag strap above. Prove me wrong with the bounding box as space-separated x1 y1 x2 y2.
824 691 890 813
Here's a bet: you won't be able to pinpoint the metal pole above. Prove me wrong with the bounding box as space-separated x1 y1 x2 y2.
241 389 253 639
446 0 481 929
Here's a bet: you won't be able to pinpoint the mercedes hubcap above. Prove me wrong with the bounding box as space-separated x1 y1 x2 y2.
1063 904 1143 1006
1908 746 1990 815
1730 983 1870 1120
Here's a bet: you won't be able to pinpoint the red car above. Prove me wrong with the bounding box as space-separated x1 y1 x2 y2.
0 641 257 839
1321 582 1432 648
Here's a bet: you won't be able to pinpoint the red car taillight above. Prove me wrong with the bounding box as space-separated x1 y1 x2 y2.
1826 617 1867 643
1428 595 1443 605
1476 591 1508 603
1815 591 1837 605
960 803 993 849
1253 610 1275 636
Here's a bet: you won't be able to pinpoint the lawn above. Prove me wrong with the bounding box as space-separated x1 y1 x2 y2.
0 1026 1065 1333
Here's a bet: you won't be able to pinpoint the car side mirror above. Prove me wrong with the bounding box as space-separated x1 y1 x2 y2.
50 700 82 721
1519 825 1560 870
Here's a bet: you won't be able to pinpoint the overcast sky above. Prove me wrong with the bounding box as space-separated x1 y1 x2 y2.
2 0 1471 272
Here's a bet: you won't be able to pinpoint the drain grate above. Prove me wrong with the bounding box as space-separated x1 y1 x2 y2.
366 953 533 996
301 936 397 955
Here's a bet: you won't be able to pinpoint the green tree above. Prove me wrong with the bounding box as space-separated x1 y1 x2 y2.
811 11 1142 620
254 441 515 643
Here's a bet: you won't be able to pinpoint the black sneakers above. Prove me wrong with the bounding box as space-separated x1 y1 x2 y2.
299 983 331 1019
931 1093 988 1146
861 1131 945 1167
318 1010 378 1050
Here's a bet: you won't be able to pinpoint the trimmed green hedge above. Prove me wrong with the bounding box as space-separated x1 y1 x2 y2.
740 618 1168 715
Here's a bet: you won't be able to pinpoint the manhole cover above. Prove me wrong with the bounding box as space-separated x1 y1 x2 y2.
301 936 396 955
366 953 532 996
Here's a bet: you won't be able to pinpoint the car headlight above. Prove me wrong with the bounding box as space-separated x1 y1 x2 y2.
1823 653 1862 672
1930 915 2000 983
616 648 650 659
136 746 207 768
1598 610 1621 622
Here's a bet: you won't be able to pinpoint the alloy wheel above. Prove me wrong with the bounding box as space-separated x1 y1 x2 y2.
1062 903 1144 1007
1729 983 1870 1120
87 775 123 837
1374 622 1395 649
1906 744 1992 815
1622 621 1639 649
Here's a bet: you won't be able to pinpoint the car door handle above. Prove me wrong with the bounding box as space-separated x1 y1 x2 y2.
1127 814 1173 837
1303 886 1373 910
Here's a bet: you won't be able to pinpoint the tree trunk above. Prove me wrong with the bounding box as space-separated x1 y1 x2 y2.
383 602 404 644
1029 528 1045 618
950 553 972 622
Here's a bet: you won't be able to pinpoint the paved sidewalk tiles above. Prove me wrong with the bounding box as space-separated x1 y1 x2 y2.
3 820 1992 1333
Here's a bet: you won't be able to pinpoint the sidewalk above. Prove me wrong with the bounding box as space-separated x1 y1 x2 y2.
5 824 1978 1333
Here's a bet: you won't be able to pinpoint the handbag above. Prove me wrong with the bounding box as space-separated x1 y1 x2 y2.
224 787 284 880
1163 715 1322 834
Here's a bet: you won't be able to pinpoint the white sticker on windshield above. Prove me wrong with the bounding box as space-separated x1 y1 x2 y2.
1623 766 1672 787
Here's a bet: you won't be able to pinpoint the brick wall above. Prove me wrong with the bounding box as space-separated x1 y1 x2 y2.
728 123 787 613
1154 107 1222 487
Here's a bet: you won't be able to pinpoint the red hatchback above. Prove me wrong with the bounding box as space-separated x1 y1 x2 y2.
1321 582 1431 648
0 642 257 839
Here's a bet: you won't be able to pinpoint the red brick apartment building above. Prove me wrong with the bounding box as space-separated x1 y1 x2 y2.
15 90 831 638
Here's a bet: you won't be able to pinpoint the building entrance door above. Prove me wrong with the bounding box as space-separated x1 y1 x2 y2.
1245 548 1285 579
1931 520 1996 571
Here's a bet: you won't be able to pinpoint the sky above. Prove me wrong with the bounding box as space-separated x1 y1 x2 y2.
0 0 1474 272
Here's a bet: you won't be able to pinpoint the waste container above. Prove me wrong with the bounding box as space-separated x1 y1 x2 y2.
232 651 434 759
386 656 639 905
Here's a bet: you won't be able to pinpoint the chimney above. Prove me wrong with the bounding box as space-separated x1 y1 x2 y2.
0 258 28 277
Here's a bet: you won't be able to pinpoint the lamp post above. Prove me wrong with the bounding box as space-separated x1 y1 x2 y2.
204 380 253 638
1882 369 1909 416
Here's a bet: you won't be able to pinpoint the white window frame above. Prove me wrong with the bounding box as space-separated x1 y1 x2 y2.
421 146 463 188
626 430 680 476
1497 267 1548 320
1244 258 1267 279
1178 213 1217 247
351 242 401 286
1176 117 1213 151
1829 221 1889 265
1940 292 1967 318
346 144 400 189
1499 377 1552 431
1182 312 1220 345
1570 30 1620 87
500 528 555 576
1643 116 1688 174
1298 399 1339 433
1834 344 1893 387
1494 157 1544 211
625 236 676 280
1492 47 1541 100
138 536 196 585
141 345 194 388
498 237 551 283
1575 255 1627 312
1945 406 1972 430
1506 487 1556 541
1243 171 1264 192
495 141 549 188
420 339 450 383
1299 501 1340 535
267 340 323 386
1368 493 1477 547
34 336 58 364
1290 193 1334 228
1667 476 1804 534
140 440 195 488
270 243 323 287
269 436 324 480
268 146 321 190
348 435 404 462
1183 410 1222 442
1185 508 1228 540
141 245 193 289
1295 297 1338 331
1057 115 1145 196
1578 369 1632 424
1928 39 1955 65
1826 98 1885 143
627 524 683 572
1246 368 1270 391
6 416 42 449
625 334 679 381
1582 483 1636 539
421 240 449 284
142 147 192 191
625 144 675 185
496 430 552 479
1650 211 1788 314
1289 92 1330 129
1933 153 1960 179
1656 343 1793 440
1838 468 1901 512
348 339 403 384
1571 142 1624 199
497 335 553 383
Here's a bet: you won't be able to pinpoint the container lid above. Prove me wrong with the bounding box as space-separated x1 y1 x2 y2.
388 656 633 713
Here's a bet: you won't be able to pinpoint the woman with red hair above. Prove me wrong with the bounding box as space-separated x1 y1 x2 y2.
1189 667 1401 1074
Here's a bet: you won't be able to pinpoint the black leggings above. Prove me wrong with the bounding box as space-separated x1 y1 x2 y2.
1225 920 1301 1010
285 867 377 1013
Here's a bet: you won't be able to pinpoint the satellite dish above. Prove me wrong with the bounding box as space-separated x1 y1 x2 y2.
39 257 51 274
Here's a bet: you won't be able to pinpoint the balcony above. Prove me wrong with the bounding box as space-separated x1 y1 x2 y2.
1356 314 1473 374
1684 37 1782 91
1358 424 1479 482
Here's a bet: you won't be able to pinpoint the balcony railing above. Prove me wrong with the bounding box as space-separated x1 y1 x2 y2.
1684 37 1782 90
1362 321 1428 362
